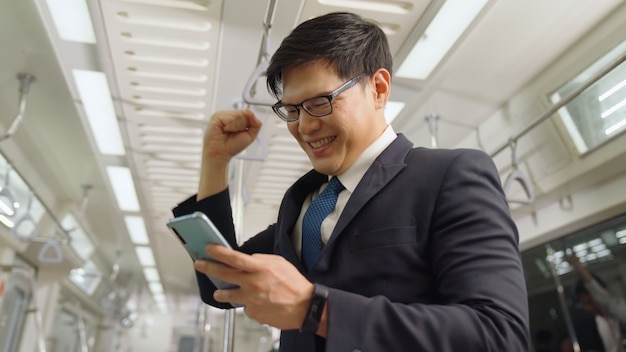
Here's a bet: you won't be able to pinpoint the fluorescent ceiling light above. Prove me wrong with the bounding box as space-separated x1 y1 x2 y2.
73 70 125 155
384 101 406 124
599 79 626 102
122 0 208 11
45 0 96 43
397 0 488 80
317 0 412 14
605 118 626 135
149 282 164 294
587 238 603 247
144 267 160 282
0 215 14 228
591 244 607 253
601 98 626 118
0 198 16 217
153 293 166 302
135 246 156 266
124 215 149 245
106 166 140 211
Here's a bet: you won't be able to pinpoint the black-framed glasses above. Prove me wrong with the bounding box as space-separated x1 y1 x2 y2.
272 73 367 122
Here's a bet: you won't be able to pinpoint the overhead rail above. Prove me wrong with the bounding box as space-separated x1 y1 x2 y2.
489 50 626 158
545 245 582 352
242 0 278 107
489 50 625 205
0 154 72 249
425 113 439 148
0 72 74 253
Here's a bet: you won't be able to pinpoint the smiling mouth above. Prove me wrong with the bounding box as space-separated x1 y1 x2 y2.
309 136 335 149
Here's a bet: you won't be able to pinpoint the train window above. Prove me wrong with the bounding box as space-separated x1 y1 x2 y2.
68 260 103 296
61 214 95 260
523 213 626 352
0 154 46 231
551 39 626 154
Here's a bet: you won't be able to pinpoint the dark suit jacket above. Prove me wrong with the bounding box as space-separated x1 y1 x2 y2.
173 134 529 352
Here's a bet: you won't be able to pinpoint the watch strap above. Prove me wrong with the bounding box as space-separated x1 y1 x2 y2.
300 284 329 333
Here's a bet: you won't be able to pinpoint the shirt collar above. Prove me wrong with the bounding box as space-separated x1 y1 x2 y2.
336 125 397 193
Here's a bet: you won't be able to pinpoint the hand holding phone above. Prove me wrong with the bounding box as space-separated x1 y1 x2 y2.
167 212 239 290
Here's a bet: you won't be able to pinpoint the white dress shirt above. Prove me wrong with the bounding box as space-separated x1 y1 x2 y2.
595 315 625 352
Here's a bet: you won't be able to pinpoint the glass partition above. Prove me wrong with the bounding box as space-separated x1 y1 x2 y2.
524 213 626 352
68 260 102 296
551 39 626 155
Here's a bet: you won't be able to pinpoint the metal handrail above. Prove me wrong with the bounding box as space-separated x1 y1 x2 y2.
0 73 35 142
489 50 626 158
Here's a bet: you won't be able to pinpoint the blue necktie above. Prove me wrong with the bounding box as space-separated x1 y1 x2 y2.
301 177 344 270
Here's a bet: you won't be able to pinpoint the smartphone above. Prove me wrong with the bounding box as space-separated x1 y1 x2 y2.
166 211 238 290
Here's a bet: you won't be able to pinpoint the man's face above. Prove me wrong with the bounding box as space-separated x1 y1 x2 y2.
281 61 388 176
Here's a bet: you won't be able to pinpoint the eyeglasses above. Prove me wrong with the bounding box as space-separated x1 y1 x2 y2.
272 73 367 122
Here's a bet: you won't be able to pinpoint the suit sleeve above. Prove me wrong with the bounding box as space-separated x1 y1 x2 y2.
325 150 529 352
173 189 275 308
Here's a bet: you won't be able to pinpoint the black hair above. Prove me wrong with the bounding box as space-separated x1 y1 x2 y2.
266 12 393 98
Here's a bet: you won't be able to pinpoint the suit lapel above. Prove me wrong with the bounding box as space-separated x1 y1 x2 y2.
314 134 414 272
275 171 327 272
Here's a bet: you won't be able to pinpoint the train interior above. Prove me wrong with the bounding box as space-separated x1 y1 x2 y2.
0 0 625 351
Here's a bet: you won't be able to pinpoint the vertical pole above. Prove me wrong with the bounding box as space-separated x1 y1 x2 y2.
195 304 210 352
545 244 581 352
75 300 89 352
425 114 439 148
222 158 245 352
23 267 47 352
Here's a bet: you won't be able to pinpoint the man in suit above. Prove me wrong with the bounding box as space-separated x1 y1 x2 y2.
173 12 529 352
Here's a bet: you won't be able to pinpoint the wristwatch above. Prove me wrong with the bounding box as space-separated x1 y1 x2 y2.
300 284 329 333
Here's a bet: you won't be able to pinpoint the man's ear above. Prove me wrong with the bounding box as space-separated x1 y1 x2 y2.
372 68 391 110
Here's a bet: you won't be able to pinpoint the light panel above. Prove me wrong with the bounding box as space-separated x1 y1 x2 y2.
149 282 164 294
318 0 412 14
124 215 149 244
106 166 140 211
45 0 96 43
135 246 156 267
397 0 488 80
606 118 626 135
143 267 160 282
73 70 126 155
